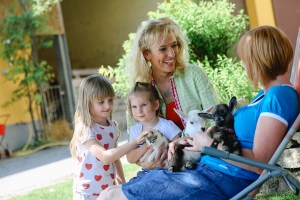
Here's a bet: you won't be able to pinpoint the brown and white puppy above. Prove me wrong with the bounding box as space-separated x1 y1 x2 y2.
199 96 242 156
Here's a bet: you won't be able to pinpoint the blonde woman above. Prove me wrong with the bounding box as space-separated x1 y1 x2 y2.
126 17 219 170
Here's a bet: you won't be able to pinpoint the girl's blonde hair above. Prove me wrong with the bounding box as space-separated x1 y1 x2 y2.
128 17 190 84
69 74 115 159
127 82 162 117
237 25 293 90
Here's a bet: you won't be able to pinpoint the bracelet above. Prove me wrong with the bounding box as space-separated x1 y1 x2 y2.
210 140 220 149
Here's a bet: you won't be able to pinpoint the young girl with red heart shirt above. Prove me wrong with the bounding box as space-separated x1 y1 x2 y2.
70 74 147 200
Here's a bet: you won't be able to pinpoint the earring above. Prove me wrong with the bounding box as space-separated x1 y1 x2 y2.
146 60 151 68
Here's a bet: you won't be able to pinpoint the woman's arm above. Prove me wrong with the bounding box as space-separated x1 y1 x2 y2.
227 116 286 174
126 143 149 163
168 136 190 160
185 116 287 174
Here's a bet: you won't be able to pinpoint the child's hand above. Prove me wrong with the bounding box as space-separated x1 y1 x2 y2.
134 130 148 144
140 143 167 170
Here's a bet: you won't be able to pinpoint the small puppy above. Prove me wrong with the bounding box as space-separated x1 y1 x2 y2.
174 108 209 137
199 96 242 156
168 108 210 172
168 144 202 172
169 98 242 172
139 129 169 163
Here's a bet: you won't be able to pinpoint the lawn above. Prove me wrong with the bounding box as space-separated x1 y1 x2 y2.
9 164 141 200
9 164 299 200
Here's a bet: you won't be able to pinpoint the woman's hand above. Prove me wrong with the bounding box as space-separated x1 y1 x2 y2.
138 142 168 170
167 136 190 160
185 131 214 152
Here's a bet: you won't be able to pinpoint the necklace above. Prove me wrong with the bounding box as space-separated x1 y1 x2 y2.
154 77 172 99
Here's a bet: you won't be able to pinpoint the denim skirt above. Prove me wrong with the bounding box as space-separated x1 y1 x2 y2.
122 163 254 200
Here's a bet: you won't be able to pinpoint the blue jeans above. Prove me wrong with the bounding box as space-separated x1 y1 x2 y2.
128 170 147 183
122 163 254 200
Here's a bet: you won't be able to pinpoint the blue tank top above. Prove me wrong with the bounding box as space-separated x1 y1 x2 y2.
235 85 299 149
201 85 299 180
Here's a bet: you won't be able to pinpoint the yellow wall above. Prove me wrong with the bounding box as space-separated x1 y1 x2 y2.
245 0 275 29
0 60 33 125
0 3 64 125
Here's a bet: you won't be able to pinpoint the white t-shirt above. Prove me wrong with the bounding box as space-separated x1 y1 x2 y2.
129 117 181 142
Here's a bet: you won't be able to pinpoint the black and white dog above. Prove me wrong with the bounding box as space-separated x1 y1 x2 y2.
168 97 242 172
199 96 242 156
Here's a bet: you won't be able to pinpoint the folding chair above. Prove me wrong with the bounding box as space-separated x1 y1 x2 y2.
201 113 300 199
202 27 300 200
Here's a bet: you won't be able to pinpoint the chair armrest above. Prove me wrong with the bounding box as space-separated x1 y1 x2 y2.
201 147 283 172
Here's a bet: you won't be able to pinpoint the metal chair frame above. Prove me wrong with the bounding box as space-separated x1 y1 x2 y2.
201 113 300 199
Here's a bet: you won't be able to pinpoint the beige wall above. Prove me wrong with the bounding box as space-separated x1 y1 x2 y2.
59 0 164 69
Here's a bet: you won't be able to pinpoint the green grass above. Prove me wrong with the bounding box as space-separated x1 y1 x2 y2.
9 164 299 200
9 164 141 200
10 180 73 200
256 191 300 200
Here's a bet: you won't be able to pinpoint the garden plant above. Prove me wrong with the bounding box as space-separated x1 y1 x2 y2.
0 0 61 141
99 0 258 104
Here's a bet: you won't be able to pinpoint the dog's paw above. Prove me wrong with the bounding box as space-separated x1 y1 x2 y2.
185 160 196 170
233 149 242 156
140 155 146 163
147 155 155 162
168 166 174 172
168 166 181 172
221 145 230 152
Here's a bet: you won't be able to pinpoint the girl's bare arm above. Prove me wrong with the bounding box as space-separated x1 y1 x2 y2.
126 143 149 163
85 131 148 164
226 116 286 174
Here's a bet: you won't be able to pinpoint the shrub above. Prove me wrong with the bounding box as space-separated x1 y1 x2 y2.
148 0 249 64
199 55 258 104
0 0 60 140
99 0 256 103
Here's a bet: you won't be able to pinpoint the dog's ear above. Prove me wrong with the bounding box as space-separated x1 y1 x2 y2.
198 112 214 120
174 109 188 121
202 106 214 113
229 96 237 112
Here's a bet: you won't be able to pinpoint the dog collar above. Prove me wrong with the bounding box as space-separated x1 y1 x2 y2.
181 129 186 137
223 127 235 134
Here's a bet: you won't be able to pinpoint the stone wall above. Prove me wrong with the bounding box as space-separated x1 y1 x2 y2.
258 133 300 195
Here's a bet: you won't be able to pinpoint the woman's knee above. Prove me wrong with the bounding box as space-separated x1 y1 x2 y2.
97 185 127 200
